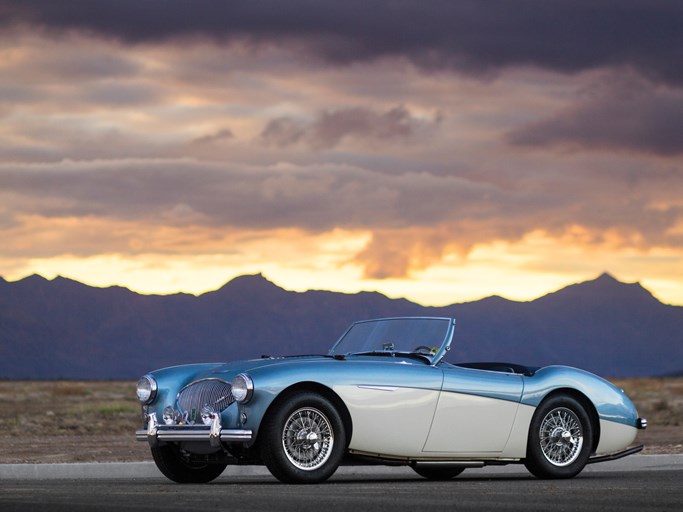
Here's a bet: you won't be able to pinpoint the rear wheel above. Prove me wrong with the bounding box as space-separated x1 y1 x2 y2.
151 444 227 483
412 465 466 480
524 395 593 479
260 392 346 484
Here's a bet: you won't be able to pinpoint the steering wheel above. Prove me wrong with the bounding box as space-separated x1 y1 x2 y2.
412 345 434 354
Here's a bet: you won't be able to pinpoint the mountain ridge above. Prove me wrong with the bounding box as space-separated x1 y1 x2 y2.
0 272 681 379
1 270 668 306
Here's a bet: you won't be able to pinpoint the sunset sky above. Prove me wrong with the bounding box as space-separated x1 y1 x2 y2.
1 1 682 305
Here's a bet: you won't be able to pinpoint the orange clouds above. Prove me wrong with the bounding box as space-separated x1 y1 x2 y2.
0 12 682 306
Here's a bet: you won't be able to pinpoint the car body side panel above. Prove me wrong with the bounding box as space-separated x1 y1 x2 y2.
334 385 441 456
423 366 524 453
500 403 535 458
422 392 521 453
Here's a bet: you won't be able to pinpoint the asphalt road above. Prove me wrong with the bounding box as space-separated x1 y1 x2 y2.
1 457 682 512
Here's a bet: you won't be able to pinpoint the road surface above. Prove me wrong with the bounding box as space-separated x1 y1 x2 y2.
1 456 681 511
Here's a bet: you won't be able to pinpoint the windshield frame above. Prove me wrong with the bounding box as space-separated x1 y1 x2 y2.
328 317 456 366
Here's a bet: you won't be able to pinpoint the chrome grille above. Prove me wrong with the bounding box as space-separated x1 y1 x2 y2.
177 379 234 415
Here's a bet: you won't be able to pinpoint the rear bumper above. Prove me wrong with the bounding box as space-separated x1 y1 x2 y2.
136 412 252 448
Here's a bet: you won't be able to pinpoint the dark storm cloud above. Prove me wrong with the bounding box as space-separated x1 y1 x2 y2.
261 106 436 149
2 1 682 84
192 129 235 145
261 118 307 148
311 106 418 148
508 75 683 155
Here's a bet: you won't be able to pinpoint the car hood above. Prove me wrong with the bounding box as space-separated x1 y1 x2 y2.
199 353 432 381
205 355 332 378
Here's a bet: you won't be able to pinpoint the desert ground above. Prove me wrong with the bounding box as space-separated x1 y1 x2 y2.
0 379 681 464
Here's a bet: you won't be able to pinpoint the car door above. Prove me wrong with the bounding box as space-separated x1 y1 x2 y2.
422 365 524 454
333 360 444 458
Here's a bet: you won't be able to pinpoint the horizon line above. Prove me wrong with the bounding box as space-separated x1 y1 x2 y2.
3 270 676 308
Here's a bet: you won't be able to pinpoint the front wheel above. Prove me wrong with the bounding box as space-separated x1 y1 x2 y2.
524 395 593 479
260 392 346 484
151 444 227 483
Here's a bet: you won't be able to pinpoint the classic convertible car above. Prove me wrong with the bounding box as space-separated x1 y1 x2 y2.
136 317 646 484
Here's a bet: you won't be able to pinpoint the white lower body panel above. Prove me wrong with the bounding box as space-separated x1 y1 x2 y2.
595 419 638 455
500 403 535 458
334 384 440 457
423 392 522 454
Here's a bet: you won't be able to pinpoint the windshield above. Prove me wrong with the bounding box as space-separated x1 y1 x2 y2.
328 317 454 364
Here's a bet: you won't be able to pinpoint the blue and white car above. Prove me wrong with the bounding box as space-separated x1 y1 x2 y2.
136 317 646 484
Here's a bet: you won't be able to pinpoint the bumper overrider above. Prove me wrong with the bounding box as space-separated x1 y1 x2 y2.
136 412 253 448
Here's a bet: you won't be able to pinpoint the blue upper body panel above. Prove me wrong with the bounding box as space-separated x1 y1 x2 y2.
441 364 524 402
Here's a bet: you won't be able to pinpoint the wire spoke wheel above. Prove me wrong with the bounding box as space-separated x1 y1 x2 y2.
538 407 583 467
524 395 593 479
282 407 334 471
262 392 345 483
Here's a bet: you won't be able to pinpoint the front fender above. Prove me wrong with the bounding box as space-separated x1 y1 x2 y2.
143 363 224 419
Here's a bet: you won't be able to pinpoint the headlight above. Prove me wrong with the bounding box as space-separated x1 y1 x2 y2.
136 374 158 404
232 373 254 404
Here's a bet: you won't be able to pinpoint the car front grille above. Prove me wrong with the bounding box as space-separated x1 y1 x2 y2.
177 379 235 415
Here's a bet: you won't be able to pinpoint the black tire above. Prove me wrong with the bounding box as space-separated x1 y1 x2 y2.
524 395 593 479
151 444 228 483
260 392 346 484
412 465 466 480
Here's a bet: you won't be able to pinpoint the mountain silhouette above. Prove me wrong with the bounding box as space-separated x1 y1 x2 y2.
0 272 681 379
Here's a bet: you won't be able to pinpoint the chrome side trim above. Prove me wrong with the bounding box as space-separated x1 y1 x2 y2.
357 385 399 392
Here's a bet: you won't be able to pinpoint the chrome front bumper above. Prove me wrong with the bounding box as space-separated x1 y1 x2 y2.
136 412 253 448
